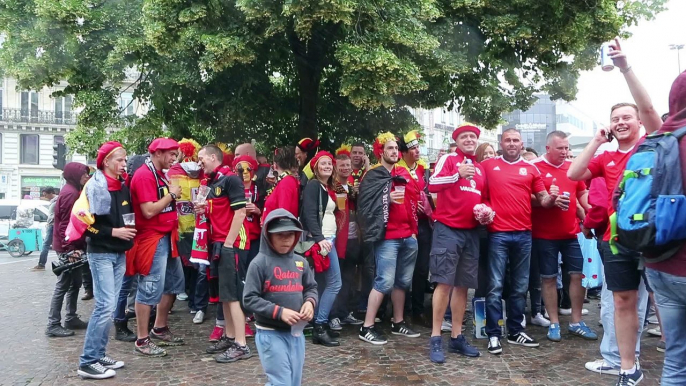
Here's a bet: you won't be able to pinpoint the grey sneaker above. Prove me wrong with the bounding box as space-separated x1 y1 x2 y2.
134 339 167 357
329 318 342 331
46 324 75 337
340 312 364 325
150 327 185 346
77 362 116 379
215 344 253 363
206 336 235 354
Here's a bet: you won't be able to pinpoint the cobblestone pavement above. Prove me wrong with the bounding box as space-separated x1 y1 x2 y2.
0 256 665 386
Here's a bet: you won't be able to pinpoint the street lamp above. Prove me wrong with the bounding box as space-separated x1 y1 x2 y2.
669 44 684 74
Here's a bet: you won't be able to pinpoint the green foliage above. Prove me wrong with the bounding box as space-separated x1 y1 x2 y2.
0 0 666 156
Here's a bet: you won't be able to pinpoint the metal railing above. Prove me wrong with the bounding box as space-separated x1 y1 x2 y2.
0 108 78 125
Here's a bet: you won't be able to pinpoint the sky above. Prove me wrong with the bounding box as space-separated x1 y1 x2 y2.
573 0 686 126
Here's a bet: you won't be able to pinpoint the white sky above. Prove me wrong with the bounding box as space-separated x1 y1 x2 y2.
574 0 686 126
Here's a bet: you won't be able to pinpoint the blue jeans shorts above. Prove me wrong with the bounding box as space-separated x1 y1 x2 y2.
136 235 185 305
534 238 583 279
373 237 418 294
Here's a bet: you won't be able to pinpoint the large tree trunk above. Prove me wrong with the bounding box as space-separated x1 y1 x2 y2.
288 23 340 140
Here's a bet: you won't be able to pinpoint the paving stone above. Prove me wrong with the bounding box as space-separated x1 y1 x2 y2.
0 260 665 385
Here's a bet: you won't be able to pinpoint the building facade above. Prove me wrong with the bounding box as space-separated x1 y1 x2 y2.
0 75 143 199
408 106 498 162
501 94 600 156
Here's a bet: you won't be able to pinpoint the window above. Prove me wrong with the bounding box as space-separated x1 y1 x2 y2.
119 92 134 116
0 133 2 163
0 86 3 120
54 95 73 124
20 134 39 164
21 91 39 122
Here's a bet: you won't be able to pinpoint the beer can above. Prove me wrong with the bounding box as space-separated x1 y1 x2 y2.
600 43 614 72
562 191 570 211
464 158 473 180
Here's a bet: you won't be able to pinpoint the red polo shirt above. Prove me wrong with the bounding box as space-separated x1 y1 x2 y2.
531 157 586 240
482 156 546 232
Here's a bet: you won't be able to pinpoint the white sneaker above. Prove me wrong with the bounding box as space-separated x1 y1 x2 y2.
193 310 205 324
531 313 551 327
647 327 662 337
584 358 620 376
520 314 526 328
441 319 452 332
647 315 659 325
78 362 116 379
176 293 188 301
559 308 588 316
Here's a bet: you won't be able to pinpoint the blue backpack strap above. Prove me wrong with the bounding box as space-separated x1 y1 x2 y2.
670 126 686 140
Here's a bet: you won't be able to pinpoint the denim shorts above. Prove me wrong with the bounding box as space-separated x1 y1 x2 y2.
534 238 583 278
136 235 186 306
373 237 418 294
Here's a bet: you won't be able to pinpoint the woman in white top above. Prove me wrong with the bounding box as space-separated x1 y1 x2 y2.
300 151 342 347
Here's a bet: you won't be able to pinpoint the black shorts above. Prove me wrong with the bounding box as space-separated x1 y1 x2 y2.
214 242 241 303
600 241 642 292
429 222 479 289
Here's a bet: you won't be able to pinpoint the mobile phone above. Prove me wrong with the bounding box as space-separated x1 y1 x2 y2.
605 130 614 142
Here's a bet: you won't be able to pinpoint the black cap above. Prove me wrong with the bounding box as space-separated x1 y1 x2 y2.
267 217 303 233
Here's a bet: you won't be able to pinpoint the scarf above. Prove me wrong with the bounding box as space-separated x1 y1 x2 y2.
65 170 122 241
266 171 292 198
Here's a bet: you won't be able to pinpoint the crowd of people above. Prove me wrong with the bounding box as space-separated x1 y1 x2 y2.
36 40 686 386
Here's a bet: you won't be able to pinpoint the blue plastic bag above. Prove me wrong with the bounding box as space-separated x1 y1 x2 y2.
578 232 603 288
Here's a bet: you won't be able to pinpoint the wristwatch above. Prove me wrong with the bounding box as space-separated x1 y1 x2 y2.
169 192 177 200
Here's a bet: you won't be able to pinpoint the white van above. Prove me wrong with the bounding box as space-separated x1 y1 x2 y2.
0 199 51 240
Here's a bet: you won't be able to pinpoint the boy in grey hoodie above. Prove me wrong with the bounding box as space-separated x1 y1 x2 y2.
243 209 318 386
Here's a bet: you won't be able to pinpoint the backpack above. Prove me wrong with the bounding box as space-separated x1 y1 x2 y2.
610 126 686 262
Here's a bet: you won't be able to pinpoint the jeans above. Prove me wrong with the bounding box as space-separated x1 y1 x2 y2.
373 237 419 294
79 252 126 366
38 224 53 267
113 274 135 323
332 238 360 320
314 237 342 325
409 219 432 316
82 262 93 292
486 231 531 337
359 241 376 311
255 329 305 386
136 235 185 305
47 266 83 326
190 265 209 313
598 260 648 367
646 269 686 385
528 243 542 317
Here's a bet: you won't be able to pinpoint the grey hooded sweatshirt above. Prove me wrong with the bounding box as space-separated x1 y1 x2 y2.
243 209 318 331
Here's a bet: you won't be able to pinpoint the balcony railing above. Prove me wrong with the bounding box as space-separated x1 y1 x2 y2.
0 108 78 125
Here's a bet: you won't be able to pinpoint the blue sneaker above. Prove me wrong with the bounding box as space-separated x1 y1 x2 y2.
615 368 643 386
429 336 445 364
547 323 561 342
569 321 598 340
448 334 480 357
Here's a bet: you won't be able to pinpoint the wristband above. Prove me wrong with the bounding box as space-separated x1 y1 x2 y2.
620 66 632 74
169 192 177 200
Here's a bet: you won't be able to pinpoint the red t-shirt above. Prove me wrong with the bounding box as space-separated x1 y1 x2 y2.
206 170 248 248
130 165 178 237
531 157 586 240
587 147 635 241
482 157 546 232
385 166 418 240
429 151 486 229
262 175 300 224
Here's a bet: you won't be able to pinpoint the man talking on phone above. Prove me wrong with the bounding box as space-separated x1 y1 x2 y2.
568 38 662 386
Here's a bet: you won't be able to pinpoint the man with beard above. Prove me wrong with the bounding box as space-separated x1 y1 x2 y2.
397 131 432 325
569 39 662 386
128 138 184 357
482 129 558 355
357 133 420 345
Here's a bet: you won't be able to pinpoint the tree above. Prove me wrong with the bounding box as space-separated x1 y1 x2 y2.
0 0 666 155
